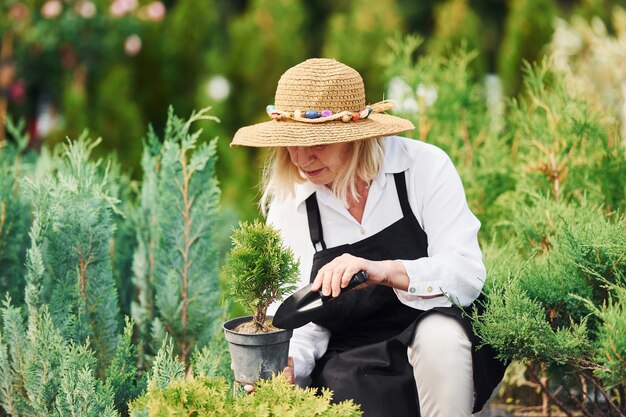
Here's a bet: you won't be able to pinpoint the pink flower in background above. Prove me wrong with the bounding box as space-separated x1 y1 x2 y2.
110 0 138 17
76 1 97 18
41 0 63 19
143 1 165 22
125 35 142 56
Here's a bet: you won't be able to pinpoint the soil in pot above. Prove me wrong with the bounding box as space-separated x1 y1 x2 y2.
234 319 279 334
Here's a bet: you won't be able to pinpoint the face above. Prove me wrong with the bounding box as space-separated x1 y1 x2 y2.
286 142 354 186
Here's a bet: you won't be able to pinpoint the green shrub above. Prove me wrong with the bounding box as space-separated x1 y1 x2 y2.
129 342 362 417
222 220 299 331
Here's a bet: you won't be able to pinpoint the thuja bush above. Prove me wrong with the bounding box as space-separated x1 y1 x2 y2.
222 220 299 331
131 107 223 366
128 339 362 417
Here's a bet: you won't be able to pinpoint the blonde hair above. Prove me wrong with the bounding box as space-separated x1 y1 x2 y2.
260 138 385 215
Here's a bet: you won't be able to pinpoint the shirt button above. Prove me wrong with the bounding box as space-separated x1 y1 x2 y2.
360 227 365 235
427 286 433 293
409 287 416 294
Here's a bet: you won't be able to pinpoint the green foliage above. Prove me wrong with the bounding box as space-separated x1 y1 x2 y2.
497 0 558 95
383 37 515 239
149 337 185 391
191 332 232 382
223 220 300 331
160 0 219 118
105 156 139 318
0 117 34 304
93 65 145 169
427 0 486 75
104 317 147 415
130 127 161 365
508 61 626 211
323 0 404 99
590 285 626 387
473 277 591 366
23 138 121 372
132 107 223 366
0 300 121 417
55 343 119 417
130 353 362 417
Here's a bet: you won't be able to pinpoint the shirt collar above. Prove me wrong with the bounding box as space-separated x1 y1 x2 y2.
292 136 414 207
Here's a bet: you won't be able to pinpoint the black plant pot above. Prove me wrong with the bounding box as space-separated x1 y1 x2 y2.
223 315 293 385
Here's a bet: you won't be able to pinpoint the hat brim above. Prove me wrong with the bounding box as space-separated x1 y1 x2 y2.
230 113 415 147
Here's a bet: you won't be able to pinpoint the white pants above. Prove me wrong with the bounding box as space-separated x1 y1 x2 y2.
407 313 474 417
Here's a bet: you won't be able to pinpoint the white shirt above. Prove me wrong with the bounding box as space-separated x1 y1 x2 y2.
267 136 486 384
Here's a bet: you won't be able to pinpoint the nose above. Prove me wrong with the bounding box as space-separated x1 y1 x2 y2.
288 146 314 166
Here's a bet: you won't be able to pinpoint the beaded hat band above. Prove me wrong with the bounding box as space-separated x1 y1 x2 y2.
231 58 415 147
266 100 393 123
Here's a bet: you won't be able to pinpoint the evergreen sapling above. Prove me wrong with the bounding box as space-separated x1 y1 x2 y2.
223 220 299 333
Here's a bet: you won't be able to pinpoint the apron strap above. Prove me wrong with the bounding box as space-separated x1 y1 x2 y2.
305 193 327 251
393 171 412 218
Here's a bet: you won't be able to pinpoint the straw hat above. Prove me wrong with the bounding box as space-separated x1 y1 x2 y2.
231 58 415 147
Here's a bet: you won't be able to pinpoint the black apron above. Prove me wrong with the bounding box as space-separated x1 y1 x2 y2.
305 171 506 416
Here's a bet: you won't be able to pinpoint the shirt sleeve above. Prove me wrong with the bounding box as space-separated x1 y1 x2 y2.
394 151 486 308
289 323 330 386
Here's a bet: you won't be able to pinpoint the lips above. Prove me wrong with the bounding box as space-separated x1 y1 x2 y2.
304 168 324 177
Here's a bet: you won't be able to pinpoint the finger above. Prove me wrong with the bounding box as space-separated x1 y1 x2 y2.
331 267 344 297
311 267 326 292
244 384 254 393
341 267 358 289
321 269 333 297
286 356 295 384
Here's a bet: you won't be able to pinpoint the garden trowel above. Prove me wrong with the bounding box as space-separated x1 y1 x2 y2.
272 270 368 329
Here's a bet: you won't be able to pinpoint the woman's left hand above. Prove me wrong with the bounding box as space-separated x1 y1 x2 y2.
311 253 409 298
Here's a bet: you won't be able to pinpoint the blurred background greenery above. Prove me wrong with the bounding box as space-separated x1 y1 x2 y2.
1 0 622 222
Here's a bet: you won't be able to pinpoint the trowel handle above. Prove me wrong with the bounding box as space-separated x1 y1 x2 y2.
320 270 368 303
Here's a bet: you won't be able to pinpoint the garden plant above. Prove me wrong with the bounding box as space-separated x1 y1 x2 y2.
222 219 300 333
221 220 300 385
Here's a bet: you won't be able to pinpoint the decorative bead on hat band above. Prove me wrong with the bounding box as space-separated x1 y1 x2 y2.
266 99 395 123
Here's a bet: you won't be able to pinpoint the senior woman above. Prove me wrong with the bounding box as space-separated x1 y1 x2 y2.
231 58 505 417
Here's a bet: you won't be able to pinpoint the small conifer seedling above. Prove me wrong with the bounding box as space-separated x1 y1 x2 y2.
223 220 299 333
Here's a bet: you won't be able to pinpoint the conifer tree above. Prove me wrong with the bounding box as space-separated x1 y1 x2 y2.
131 128 160 368
0 117 34 304
23 138 122 372
133 107 222 366
105 156 139 318
0 300 121 417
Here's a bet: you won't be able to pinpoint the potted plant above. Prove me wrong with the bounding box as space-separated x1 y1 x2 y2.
222 220 300 385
